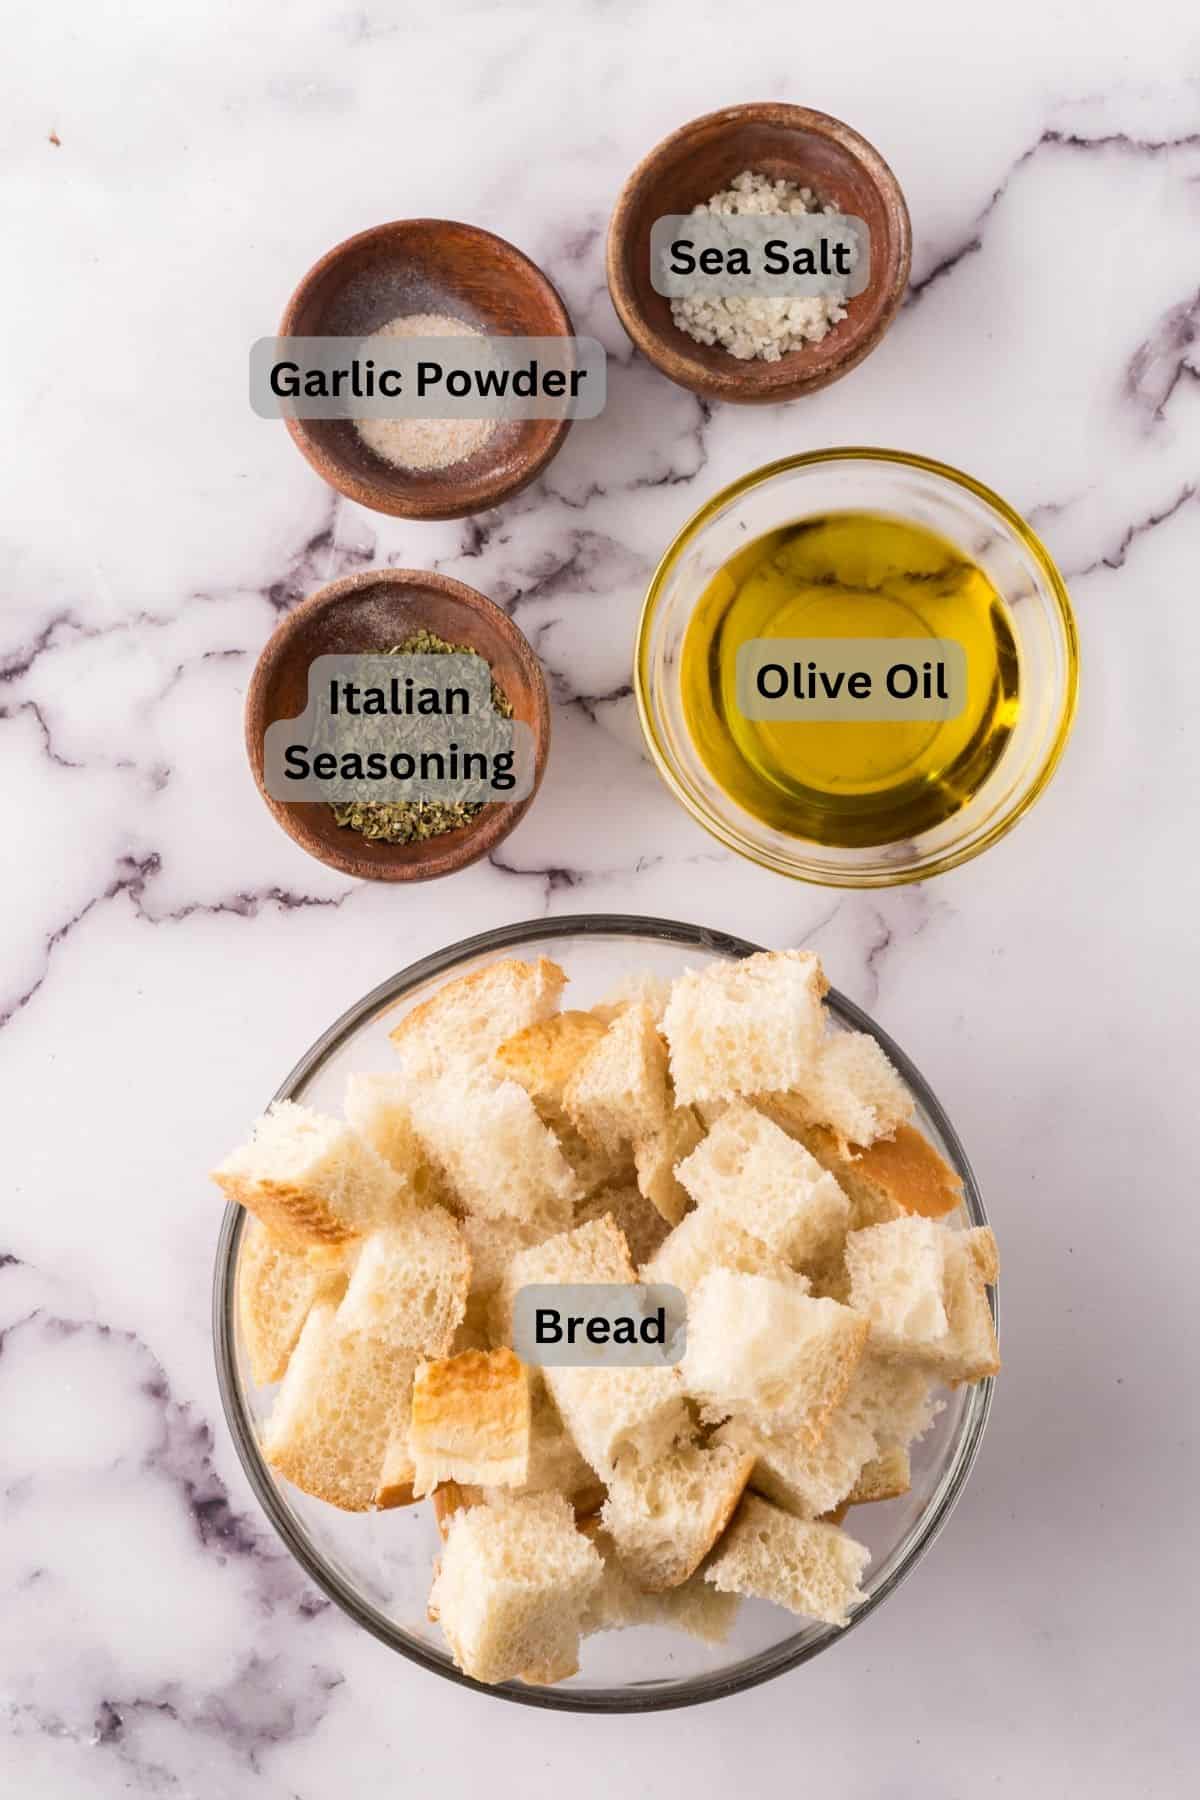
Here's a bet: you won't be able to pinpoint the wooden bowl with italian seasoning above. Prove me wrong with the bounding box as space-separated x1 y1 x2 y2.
245 569 550 882
607 103 911 404
279 220 576 521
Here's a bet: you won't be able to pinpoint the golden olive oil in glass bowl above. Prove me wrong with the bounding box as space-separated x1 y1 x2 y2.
637 450 1078 887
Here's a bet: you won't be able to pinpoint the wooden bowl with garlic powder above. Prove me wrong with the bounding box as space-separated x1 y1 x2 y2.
607 104 911 405
279 220 575 520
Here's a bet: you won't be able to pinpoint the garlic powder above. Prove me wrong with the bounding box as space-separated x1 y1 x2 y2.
354 314 498 472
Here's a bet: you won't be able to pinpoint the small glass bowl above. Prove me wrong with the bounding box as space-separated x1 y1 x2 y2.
212 914 995 1713
635 449 1078 887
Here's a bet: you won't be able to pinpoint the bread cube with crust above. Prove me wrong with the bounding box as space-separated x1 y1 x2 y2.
600 1441 754 1591
920 1228 1000 1383
716 1404 876 1521
783 1029 914 1150
410 1348 531 1497
428 1492 602 1685
237 1218 348 1385
787 1118 963 1227
563 1003 672 1155
212 1100 406 1251
494 1010 608 1120
704 1496 869 1626
375 1378 418 1509
662 950 827 1106
844 1216 950 1355
389 956 566 1080
676 1102 848 1268
263 1302 416 1511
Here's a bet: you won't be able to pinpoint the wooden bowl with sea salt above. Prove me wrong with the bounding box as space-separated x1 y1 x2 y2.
245 569 550 882
607 103 911 404
279 220 575 520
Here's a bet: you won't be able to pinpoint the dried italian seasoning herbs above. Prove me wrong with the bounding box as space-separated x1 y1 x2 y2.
329 629 513 845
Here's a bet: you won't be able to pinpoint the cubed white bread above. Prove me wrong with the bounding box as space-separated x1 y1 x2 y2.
263 1301 416 1511
389 956 566 1080
212 1101 406 1251
918 1228 1000 1384
784 1029 914 1149
343 1071 460 1210
590 972 673 1026
410 1348 531 1497
484 1384 606 1516
839 1355 942 1451
964 1224 1000 1285
790 1119 964 1226
342 1072 422 1182
460 1212 550 1301
633 1104 704 1227
844 1446 911 1507
575 1183 672 1269
451 1291 495 1353
493 1011 608 1119
335 1207 470 1356
563 1003 672 1154
375 1381 418 1509
676 1103 849 1268
427 1492 603 1686
580 1523 740 1644
546 1363 690 1483
408 1071 578 1231
806 1250 852 1304
493 1214 637 1345
682 1271 868 1442
558 1124 637 1201
642 1207 805 1297
845 1216 950 1356
693 1098 730 1130
661 950 828 1106
600 1441 754 1590
494 1012 632 1196
431 1479 484 1540
716 1405 876 1520
236 1218 348 1385
495 1217 688 1474
704 1496 870 1627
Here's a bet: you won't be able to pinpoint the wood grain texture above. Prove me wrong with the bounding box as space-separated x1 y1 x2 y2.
606 104 911 405
245 568 550 882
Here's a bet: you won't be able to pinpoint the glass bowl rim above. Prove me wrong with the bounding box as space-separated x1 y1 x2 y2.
634 446 1080 887
212 911 996 1713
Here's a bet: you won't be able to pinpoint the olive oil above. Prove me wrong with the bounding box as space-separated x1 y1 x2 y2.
680 512 1019 848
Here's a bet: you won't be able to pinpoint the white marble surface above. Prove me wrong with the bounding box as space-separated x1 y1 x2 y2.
3 0 1198 1792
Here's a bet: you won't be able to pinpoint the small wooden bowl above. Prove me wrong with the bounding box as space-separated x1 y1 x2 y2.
280 221 575 520
607 103 911 405
246 569 550 882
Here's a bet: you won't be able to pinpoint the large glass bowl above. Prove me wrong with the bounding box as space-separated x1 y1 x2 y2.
635 449 1078 886
212 914 995 1712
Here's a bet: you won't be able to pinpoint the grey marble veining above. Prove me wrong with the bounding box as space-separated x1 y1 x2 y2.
3 2 1198 1793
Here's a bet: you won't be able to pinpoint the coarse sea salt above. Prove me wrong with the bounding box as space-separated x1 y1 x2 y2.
671 171 850 363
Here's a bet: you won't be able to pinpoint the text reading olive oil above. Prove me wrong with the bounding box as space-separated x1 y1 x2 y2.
680 512 1019 848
